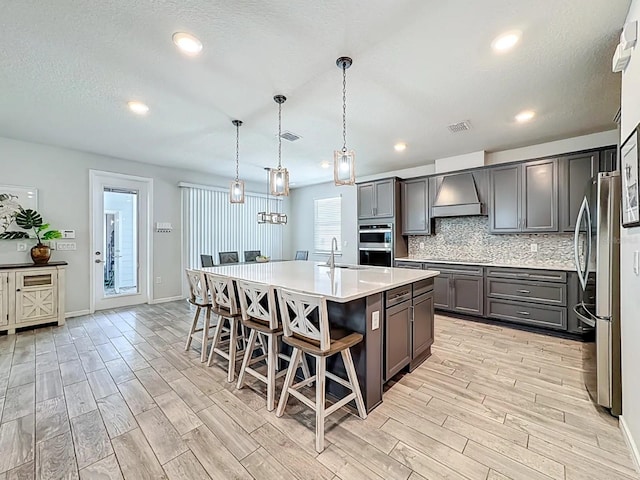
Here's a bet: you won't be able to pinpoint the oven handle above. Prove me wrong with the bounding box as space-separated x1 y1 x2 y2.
359 228 392 233
359 247 392 252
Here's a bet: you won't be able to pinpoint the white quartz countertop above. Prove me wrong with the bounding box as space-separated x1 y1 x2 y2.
395 257 578 272
201 261 440 303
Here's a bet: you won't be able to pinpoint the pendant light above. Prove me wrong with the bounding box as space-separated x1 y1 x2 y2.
269 95 290 196
229 120 245 203
334 56 356 186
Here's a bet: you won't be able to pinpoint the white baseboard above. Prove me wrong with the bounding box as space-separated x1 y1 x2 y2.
65 309 91 318
150 295 185 305
620 415 640 474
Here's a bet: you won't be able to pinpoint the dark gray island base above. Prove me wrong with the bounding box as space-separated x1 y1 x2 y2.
313 277 435 413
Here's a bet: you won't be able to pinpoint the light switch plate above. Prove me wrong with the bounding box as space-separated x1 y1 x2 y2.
61 229 76 239
56 241 76 251
16 243 27 252
372 311 380 330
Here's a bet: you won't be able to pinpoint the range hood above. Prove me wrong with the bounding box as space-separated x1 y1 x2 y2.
432 172 483 217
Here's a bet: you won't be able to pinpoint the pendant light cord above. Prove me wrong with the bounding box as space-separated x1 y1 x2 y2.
342 61 347 153
235 122 240 182
278 102 283 168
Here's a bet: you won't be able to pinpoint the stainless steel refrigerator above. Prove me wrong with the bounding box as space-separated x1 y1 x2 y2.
573 171 622 416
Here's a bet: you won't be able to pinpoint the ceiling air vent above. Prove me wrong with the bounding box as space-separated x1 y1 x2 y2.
447 120 472 133
280 131 302 142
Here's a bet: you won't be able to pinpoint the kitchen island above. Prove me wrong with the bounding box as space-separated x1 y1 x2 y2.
201 261 440 412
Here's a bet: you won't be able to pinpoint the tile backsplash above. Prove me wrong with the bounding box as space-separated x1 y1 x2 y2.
408 216 580 268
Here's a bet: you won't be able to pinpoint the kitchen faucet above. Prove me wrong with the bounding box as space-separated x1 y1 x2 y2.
326 237 338 269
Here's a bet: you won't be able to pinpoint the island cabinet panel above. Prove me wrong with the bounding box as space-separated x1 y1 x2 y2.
411 291 434 359
0 272 7 326
384 300 412 380
401 178 430 235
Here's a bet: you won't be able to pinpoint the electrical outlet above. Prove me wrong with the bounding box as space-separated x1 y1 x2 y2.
371 311 380 330
16 243 27 252
155 277 162 284
530 243 538 253
56 241 76 251
419 242 425 249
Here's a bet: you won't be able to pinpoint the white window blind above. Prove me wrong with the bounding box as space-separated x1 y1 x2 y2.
181 185 284 268
314 196 342 254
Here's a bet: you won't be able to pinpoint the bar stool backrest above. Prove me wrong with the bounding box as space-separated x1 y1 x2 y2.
204 272 238 315
277 288 330 352
236 280 278 330
185 269 209 305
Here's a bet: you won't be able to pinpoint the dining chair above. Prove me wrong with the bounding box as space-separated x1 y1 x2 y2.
244 250 261 263
294 250 309 260
275 287 367 453
204 272 246 382
184 269 216 362
200 254 215 267
218 251 239 264
235 280 310 411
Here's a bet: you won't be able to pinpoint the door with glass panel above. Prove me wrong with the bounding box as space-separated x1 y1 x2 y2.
91 171 150 311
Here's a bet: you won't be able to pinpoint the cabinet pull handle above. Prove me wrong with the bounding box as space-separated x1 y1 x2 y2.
517 289 530 294
410 306 415 322
517 311 530 316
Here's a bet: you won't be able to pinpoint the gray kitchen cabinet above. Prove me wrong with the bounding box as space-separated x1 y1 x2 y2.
489 164 521 232
521 159 558 232
426 264 483 315
600 147 617 172
401 178 430 235
384 285 412 380
358 179 395 219
489 159 558 233
559 152 598 232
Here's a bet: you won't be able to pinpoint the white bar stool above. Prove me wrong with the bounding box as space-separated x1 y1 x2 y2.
235 280 310 411
184 269 215 362
275 287 367 453
204 272 245 382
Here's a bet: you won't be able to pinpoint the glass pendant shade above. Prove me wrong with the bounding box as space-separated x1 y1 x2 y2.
269 166 289 196
257 211 270 224
334 149 356 185
229 179 245 203
272 212 288 224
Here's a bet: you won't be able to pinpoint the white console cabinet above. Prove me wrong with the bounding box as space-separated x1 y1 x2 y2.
0 262 66 334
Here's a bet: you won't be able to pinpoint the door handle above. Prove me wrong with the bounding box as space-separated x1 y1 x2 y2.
95 259 104 264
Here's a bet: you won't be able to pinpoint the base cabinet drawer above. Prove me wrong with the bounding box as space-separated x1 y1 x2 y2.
486 278 566 306
395 261 423 270
486 299 567 330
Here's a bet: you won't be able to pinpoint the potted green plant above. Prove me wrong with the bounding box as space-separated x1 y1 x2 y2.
0 208 62 264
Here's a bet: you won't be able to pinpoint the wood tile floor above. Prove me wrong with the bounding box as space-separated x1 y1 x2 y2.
0 301 637 480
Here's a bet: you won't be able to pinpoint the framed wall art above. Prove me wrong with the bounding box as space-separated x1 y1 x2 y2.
621 125 640 228
0 185 38 238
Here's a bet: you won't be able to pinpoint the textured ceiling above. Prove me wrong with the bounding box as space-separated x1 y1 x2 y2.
0 0 630 186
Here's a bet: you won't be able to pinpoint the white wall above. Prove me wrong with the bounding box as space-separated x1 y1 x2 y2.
486 130 618 165
619 0 640 467
289 182 358 264
0 136 267 314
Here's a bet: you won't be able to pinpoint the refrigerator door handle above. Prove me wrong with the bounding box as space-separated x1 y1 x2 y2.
574 196 591 291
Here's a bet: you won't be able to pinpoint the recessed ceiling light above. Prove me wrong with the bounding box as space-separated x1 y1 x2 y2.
172 32 203 56
127 101 149 115
492 31 521 53
320 161 330 169
394 142 407 152
515 110 535 123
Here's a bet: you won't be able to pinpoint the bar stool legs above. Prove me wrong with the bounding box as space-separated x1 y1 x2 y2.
184 305 214 363
207 314 244 382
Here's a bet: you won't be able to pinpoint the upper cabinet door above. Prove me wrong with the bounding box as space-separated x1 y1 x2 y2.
600 148 617 172
401 178 429 235
358 183 375 219
0 272 7 326
521 159 558 232
374 179 394 217
560 152 597 233
489 165 521 233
